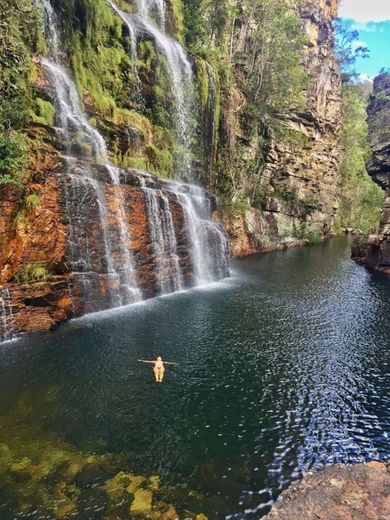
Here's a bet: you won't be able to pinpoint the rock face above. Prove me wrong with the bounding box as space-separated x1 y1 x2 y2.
221 0 342 254
0 123 229 341
352 73 390 273
265 462 390 520
0 0 343 340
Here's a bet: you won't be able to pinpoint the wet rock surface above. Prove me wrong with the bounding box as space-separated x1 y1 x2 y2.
0 119 229 340
265 462 390 520
352 73 390 273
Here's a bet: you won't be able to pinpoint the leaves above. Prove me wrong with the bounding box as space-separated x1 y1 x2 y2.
333 19 370 84
0 131 28 186
336 85 385 233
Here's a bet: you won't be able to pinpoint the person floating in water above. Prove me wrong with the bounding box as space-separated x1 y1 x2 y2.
137 357 178 382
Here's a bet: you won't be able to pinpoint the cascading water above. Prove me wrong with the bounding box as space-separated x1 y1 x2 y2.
134 0 166 29
106 0 195 180
37 0 142 310
107 0 230 287
140 175 230 287
142 184 183 293
174 184 230 283
0 289 14 342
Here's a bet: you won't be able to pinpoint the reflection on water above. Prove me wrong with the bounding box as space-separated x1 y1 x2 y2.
0 238 389 519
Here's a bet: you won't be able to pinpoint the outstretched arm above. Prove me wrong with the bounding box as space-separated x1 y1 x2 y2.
163 361 179 365
137 359 155 364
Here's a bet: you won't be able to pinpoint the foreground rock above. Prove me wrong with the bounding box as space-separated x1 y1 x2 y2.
352 73 390 273
265 462 390 520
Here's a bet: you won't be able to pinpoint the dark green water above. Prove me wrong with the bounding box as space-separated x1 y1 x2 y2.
1 238 389 519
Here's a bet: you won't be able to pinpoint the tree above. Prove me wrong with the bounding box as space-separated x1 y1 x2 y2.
333 19 369 84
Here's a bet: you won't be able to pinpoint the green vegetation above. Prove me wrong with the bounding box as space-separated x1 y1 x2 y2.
234 0 307 118
0 0 42 186
293 224 322 245
0 132 28 186
0 389 205 519
25 192 43 209
183 0 308 199
335 84 384 234
30 97 56 126
13 263 50 284
333 21 384 234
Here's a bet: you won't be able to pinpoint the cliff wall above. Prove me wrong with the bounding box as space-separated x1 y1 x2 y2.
217 0 342 255
352 73 390 273
0 0 342 339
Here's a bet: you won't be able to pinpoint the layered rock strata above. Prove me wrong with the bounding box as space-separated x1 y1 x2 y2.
352 73 390 273
0 125 228 340
221 0 342 254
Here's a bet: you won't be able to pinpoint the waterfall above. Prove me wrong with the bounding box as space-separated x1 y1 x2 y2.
173 184 230 284
140 176 230 287
106 0 195 180
37 0 142 310
134 0 166 29
142 189 183 293
11 0 231 332
104 0 230 284
0 289 14 342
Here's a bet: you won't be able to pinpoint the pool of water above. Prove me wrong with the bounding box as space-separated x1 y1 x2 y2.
1 238 389 518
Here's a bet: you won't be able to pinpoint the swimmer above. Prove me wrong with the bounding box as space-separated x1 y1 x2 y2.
137 357 178 382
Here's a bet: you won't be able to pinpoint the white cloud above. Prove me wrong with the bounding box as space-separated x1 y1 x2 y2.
339 0 390 22
351 39 368 50
358 73 374 83
351 21 386 32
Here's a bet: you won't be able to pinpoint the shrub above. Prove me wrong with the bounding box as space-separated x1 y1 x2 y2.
293 225 322 244
25 192 42 209
13 263 50 284
0 131 28 186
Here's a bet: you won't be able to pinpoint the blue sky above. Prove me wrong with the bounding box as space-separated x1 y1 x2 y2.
339 0 390 78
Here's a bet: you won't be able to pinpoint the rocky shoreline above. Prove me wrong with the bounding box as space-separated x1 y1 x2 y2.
265 462 390 520
351 73 390 274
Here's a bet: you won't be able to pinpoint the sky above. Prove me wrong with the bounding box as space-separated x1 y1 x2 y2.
338 0 390 78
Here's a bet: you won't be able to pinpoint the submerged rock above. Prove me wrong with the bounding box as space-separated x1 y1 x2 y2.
0 391 208 519
265 462 390 520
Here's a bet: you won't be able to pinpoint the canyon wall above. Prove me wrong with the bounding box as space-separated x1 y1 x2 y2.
0 0 342 340
352 73 390 274
217 0 342 255
0 116 229 339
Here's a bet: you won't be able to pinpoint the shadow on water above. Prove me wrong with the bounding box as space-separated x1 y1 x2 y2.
0 237 389 518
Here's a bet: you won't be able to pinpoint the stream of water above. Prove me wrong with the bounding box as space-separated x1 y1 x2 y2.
1 238 389 518
24 0 229 326
106 0 195 180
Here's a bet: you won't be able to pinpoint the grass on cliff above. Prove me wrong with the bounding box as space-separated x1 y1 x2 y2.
335 84 385 234
0 0 42 186
13 263 50 284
